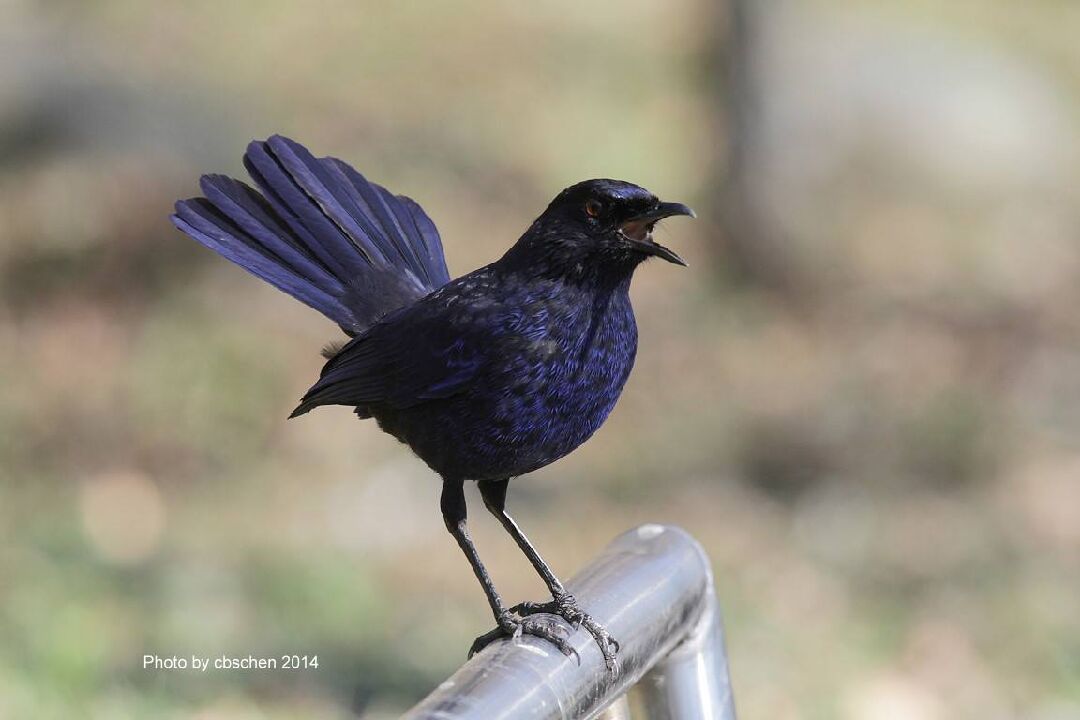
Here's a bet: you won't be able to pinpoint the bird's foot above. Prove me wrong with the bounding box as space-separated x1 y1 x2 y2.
511 593 620 675
468 610 580 664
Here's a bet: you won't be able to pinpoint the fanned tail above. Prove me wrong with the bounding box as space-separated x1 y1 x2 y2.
171 135 450 335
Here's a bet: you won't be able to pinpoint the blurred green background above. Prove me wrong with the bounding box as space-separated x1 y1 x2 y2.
2 1 1079 718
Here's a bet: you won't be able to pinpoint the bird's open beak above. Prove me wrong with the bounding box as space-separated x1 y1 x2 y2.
618 201 695 266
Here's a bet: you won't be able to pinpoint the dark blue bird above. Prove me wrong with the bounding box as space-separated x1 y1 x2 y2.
171 135 694 672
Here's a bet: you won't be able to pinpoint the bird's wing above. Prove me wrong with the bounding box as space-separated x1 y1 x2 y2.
289 305 487 417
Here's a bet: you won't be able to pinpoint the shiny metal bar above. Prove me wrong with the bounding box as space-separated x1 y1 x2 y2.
595 695 632 720
402 524 735 720
633 583 735 719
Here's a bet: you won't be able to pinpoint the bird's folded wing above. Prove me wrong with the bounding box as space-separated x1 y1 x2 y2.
289 310 486 417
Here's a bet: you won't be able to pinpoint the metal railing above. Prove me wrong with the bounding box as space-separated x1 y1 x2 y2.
402 524 736 720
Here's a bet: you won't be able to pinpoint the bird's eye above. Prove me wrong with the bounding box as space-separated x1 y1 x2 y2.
584 199 603 218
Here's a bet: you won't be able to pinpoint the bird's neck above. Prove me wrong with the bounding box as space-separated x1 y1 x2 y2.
496 224 642 291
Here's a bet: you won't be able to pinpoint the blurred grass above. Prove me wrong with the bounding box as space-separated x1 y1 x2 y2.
2 0 1080 718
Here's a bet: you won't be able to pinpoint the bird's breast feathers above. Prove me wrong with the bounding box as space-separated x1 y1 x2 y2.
479 279 639 460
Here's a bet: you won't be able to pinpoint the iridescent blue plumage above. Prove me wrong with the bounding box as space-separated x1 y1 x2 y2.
312 262 639 482
171 138 693 674
172 135 448 335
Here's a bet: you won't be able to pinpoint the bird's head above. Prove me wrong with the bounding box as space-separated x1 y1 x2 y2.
505 179 695 277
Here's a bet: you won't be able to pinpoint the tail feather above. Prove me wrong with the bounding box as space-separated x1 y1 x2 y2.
396 194 449 286
199 174 342 293
325 158 428 284
258 136 435 287
171 135 450 335
324 159 414 274
258 136 387 275
171 199 354 327
242 138 371 279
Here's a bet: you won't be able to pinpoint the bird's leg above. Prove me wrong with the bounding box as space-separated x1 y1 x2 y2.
440 477 578 662
477 478 620 673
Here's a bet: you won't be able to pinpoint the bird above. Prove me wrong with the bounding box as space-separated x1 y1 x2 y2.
171 135 694 673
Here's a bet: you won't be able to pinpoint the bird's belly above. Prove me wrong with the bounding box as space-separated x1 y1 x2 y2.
378 304 638 481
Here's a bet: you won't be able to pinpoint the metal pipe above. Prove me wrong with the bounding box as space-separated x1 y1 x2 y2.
595 695 631 720
634 582 735 719
402 524 735 720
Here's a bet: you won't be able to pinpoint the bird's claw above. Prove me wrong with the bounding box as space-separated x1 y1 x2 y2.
469 611 580 664
510 593 620 675
509 599 556 615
